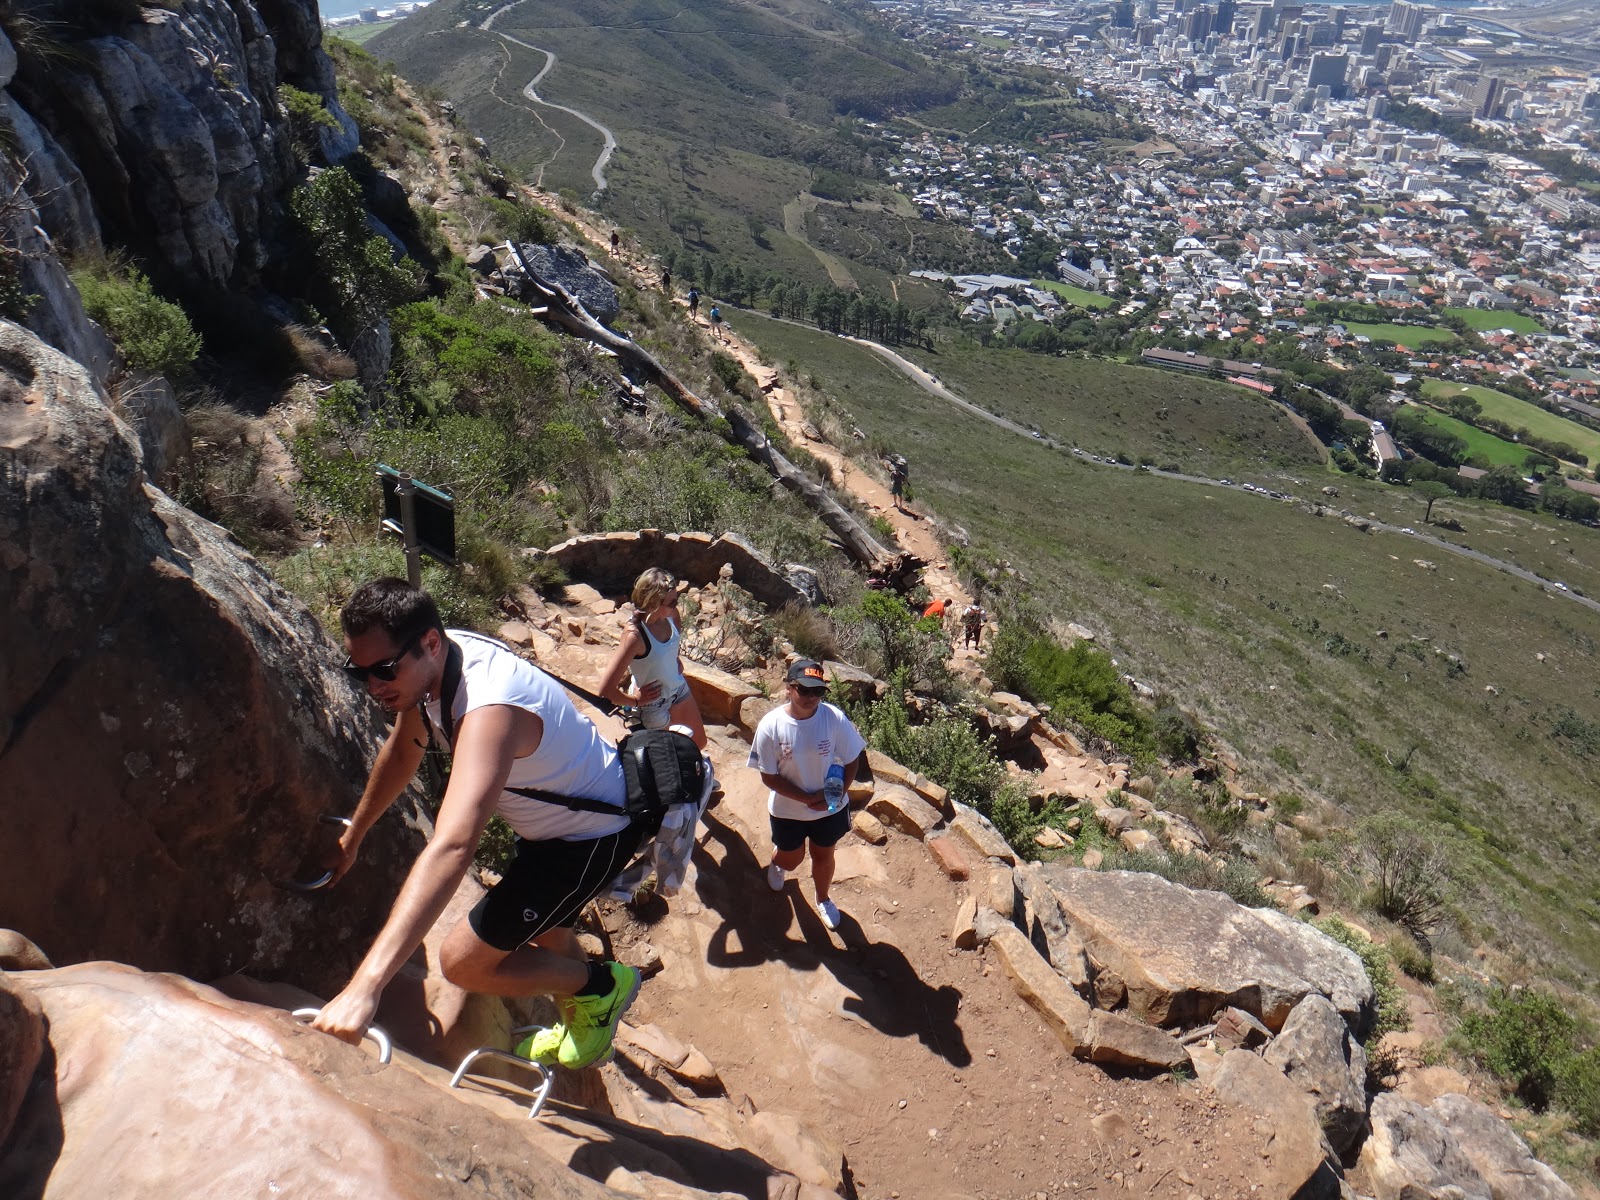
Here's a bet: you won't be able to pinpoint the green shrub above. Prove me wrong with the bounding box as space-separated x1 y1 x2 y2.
1152 702 1203 761
988 622 1152 753
281 83 340 162
1461 989 1578 1111
72 264 201 378
1387 933 1436 984
1314 916 1410 1044
838 590 949 692
1557 1048 1600 1136
776 603 840 662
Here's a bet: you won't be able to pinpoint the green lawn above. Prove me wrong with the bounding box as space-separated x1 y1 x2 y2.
1340 320 1456 349
1422 379 1600 466
1032 278 1116 309
1444 307 1546 335
1412 407 1532 469
729 308 1600 983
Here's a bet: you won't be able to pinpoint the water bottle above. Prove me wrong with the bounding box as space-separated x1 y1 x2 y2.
823 764 846 813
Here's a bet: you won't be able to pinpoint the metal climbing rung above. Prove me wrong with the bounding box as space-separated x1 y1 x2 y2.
275 816 353 892
449 1040 555 1119
290 1007 393 1065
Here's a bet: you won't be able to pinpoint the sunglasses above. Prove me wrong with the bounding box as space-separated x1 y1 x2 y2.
343 630 426 683
793 684 826 697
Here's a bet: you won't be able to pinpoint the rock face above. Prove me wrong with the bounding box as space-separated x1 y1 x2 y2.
1263 994 1369 1156
1429 1093 1576 1200
1036 867 1375 1033
0 963 621 1199
3 0 343 294
1208 1050 1338 1199
1359 1093 1491 1200
0 973 45 1150
0 323 421 995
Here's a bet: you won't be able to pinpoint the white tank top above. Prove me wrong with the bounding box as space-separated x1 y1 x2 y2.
424 631 629 841
629 613 687 697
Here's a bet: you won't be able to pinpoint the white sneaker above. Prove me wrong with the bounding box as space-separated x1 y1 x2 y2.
817 899 841 930
766 864 786 892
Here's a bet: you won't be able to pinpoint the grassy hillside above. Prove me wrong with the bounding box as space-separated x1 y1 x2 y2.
370 0 1009 288
1423 379 1600 466
732 309 1600 982
896 339 1326 480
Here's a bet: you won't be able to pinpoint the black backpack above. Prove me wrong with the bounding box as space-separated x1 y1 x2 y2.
427 636 709 839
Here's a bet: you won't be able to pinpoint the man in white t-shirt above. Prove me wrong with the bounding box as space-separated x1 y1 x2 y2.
309 577 641 1071
747 659 866 931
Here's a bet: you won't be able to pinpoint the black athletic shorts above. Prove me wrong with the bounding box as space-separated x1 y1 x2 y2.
469 826 642 951
770 807 851 853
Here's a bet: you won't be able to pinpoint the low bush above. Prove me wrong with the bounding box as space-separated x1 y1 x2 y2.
72 261 201 379
1358 813 1450 937
775 603 840 662
988 621 1152 754
1314 916 1410 1045
1108 846 1273 908
1460 988 1578 1111
1387 933 1436 984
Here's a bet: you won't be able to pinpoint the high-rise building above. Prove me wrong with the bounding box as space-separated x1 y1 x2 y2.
1215 0 1236 34
1359 23 1383 55
1386 0 1424 42
1114 1 1136 28
1367 93 1389 117
1308 50 1348 96
1251 6 1276 40
1140 0 1160 20
1471 74 1504 119
1184 7 1213 41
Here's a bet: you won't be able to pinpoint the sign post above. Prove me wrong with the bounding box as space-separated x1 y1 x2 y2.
377 464 456 588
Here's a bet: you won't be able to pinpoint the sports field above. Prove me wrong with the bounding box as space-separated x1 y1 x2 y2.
1444 307 1545 334
1340 321 1456 349
1422 379 1600 466
1032 279 1116 309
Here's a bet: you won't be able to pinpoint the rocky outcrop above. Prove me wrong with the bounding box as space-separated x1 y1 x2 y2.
505 243 620 323
1208 1050 1339 1199
1036 867 1375 1034
1429 1093 1576 1200
1359 1093 1493 1200
0 962 624 1199
4 0 345 294
0 322 421 995
535 530 811 612
1263 994 1369 1156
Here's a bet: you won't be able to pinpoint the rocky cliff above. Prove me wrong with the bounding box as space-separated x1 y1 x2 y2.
0 0 355 380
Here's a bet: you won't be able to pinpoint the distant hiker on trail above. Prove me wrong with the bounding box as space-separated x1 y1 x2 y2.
708 304 723 340
886 454 908 512
922 597 948 623
661 269 672 295
597 568 707 750
610 230 620 255
686 287 700 318
748 660 866 931
961 602 986 651
312 578 643 1072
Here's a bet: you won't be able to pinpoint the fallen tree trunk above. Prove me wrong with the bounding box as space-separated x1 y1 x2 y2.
503 241 918 583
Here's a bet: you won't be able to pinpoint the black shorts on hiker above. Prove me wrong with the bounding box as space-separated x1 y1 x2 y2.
469 827 642 950
770 807 851 853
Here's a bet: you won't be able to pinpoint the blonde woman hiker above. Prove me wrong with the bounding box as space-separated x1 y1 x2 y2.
598 568 708 750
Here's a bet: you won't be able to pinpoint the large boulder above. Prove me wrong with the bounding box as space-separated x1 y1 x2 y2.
1036 867 1374 1033
0 973 45 1150
1429 1093 1576 1200
0 322 422 996
1208 1050 1339 1199
1263 994 1369 1156
1358 1093 1492 1200
0 962 623 1199
535 530 809 613
508 243 620 323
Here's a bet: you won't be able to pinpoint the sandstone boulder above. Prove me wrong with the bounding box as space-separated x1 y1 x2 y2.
1012 862 1090 990
866 786 942 839
1359 1092 1492 1200
0 973 44 1149
949 802 1016 865
0 324 420 996
1036 868 1374 1033
536 531 808 613
0 963 619 1199
1209 1050 1338 1199
1264 994 1368 1156
1429 1093 1576 1200
820 660 879 706
683 661 763 727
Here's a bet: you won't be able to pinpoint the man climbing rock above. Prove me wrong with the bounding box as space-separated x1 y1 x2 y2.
312 577 641 1070
748 660 866 931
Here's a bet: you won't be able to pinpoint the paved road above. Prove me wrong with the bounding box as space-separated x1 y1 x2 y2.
482 2 618 194
828 328 1599 612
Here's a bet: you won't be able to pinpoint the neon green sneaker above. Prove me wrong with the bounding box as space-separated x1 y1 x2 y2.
513 997 576 1064
513 1024 564 1064
557 962 641 1069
